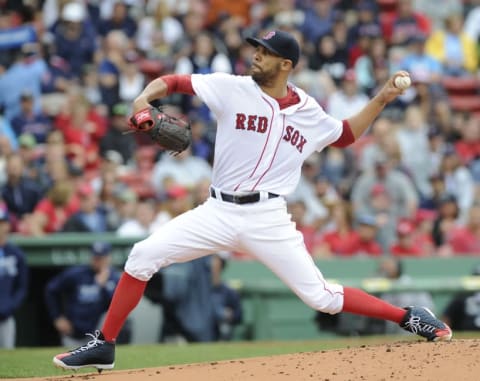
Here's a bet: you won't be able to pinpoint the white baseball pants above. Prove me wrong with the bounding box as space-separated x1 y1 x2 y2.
125 197 344 314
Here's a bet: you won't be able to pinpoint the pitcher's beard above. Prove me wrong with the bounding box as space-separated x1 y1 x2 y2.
250 64 280 87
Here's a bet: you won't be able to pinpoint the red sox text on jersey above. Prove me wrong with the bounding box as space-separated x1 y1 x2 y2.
235 113 307 153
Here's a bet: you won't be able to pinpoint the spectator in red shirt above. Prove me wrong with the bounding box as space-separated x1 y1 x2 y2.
445 204 480 255
287 200 317 254
314 201 356 257
454 114 480 167
343 214 383 257
54 91 107 171
390 219 424 257
20 180 80 236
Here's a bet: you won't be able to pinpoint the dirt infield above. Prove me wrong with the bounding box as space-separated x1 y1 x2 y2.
10 339 480 381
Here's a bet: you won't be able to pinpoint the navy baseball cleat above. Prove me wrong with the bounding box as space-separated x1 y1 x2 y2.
399 306 452 342
53 330 115 372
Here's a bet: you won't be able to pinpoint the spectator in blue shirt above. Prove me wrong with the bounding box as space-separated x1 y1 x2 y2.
211 255 242 341
44 242 126 347
10 91 52 143
0 209 29 349
1 152 43 228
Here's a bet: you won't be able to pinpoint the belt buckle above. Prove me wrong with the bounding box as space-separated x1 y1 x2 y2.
232 194 242 204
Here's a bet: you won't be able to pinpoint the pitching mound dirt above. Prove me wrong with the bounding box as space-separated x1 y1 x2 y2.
12 339 480 381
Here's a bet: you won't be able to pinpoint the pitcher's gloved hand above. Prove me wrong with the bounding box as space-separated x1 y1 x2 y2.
128 106 191 154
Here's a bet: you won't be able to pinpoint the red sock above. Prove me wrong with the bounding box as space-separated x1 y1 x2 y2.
102 272 147 341
342 287 406 323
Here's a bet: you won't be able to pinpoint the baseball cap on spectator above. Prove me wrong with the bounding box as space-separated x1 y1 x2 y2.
397 219 415 236
21 42 39 57
407 34 427 45
18 133 36 149
20 90 34 101
438 193 457 205
91 241 112 257
166 185 189 199
371 183 387 196
77 182 95 198
62 2 86 23
246 30 300 68
357 214 377 227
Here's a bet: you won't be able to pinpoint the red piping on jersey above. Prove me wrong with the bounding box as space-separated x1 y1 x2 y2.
252 114 287 191
296 95 309 111
162 74 195 95
330 120 355 147
234 96 275 191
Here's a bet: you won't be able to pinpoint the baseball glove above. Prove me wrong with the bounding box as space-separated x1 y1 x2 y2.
128 106 191 154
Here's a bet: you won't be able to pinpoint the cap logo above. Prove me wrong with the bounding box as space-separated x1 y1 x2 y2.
263 31 276 40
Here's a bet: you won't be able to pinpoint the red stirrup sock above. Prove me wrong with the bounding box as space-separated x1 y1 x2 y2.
102 272 147 341
342 286 406 323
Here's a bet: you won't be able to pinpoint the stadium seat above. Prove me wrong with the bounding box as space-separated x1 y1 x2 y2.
442 76 480 95
448 94 480 112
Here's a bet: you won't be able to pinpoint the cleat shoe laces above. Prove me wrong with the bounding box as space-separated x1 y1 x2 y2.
400 306 452 342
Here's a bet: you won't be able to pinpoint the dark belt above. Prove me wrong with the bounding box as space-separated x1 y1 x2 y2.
210 188 279 205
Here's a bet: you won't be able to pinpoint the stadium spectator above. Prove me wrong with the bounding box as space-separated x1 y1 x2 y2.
21 180 79 236
211 254 243 341
151 147 212 194
62 182 110 233
341 214 383 257
0 42 47 122
442 263 480 331
444 203 480 255
287 199 317 254
327 69 370 120
54 89 107 171
10 90 52 143
44 241 129 347
0 208 28 349
1 153 43 229
135 0 184 55
50 1 97 78
119 51 146 104
314 200 355 257
116 197 157 237
396 104 434 200
377 257 435 334
351 154 419 223
97 1 137 40
432 193 460 252
99 103 137 166
300 0 336 44
389 218 424 257
439 145 476 222
389 0 431 46
425 13 478 75
308 33 348 85
454 115 480 179
98 30 130 110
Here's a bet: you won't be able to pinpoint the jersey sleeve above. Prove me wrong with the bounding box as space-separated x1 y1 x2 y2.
312 106 343 151
191 73 238 119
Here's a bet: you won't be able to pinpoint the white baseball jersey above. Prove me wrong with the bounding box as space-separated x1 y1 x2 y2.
191 73 343 196
125 72 346 317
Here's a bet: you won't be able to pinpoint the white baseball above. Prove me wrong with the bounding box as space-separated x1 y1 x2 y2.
394 75 411 90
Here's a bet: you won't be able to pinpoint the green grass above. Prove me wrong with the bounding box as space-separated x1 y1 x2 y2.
1 333 480 379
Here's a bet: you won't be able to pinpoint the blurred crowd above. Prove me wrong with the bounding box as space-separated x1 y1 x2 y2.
0 0 479 259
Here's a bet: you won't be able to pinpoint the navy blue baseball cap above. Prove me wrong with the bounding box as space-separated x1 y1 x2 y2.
91 242 112 257
246 30 300 68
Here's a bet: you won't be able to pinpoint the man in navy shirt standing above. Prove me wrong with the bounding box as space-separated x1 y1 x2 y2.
45 242 123 347
0 209 29 349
